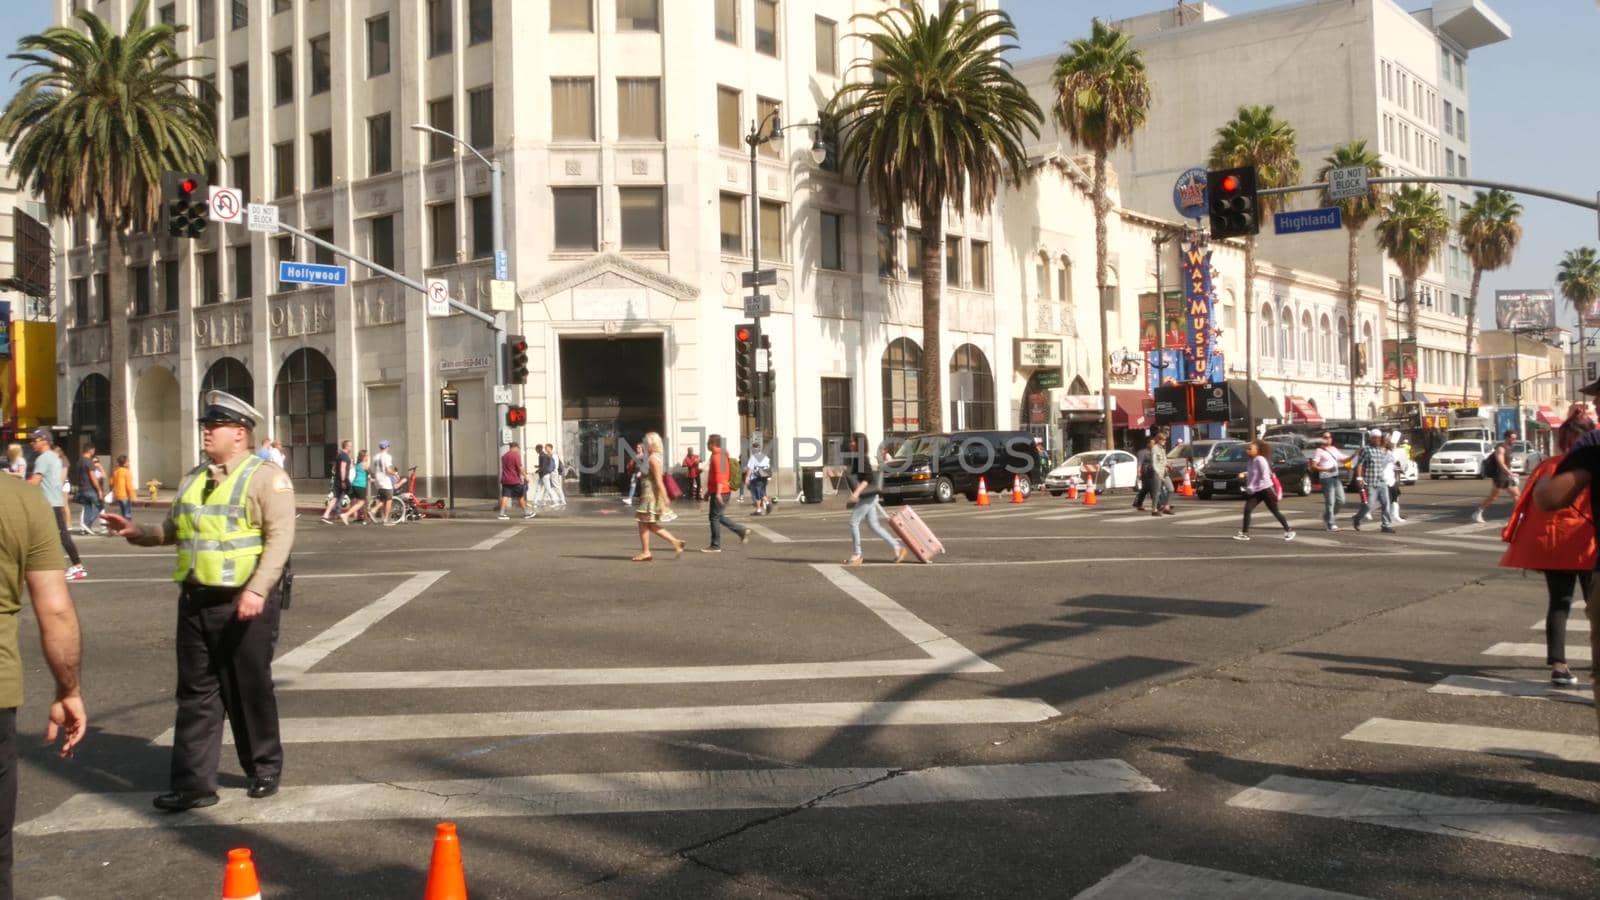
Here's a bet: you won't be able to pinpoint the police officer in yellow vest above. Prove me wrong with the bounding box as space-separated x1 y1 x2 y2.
101 390 296 811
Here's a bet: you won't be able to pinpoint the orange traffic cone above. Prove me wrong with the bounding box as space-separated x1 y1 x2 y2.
424 823 468 900
1083 481 1098 506
975 476 990 507
1181 467 1195 497
1011 475 1025 504
222 848 262 900
1066 481 1078 501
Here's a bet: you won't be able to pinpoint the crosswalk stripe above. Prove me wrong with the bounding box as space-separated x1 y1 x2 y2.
152 698 1062 746
1429 522 1502 536
1429 675 1593 705
743 521 792 543
1382 534 1504 553
1532 618 1590 633
1072 855 1372 899
1287 535 1340 547
1228 775 1600 858
1484 642 1591 662
1342 717 1600 764
18 759 1157 835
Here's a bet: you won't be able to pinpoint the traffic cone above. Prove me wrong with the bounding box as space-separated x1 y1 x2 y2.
222 848 262 900
975 476 990 507
423 823 468 900
1011 475 1025 504
1181 468 1195 497
1066 481 1078 501
1083 481 1098 506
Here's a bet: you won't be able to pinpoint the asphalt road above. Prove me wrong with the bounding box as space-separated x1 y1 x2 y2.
10 477 1598 898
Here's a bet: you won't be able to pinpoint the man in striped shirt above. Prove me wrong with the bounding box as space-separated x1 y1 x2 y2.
1351 429 1395 533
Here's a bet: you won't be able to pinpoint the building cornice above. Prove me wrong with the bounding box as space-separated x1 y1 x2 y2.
525 252 701 303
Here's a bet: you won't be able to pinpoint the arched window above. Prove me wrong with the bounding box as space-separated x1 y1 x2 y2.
1259 305 1275 360
199 357 255 410
1300 310 1314 364
949 344 995 430
274 348 338 480
1337 317 1350 371
1362 322 1376 377
1058 255 1073 306
1036 252 1051 300
1279 306 1294 362
1319 314 1333 366
881 338 923 436
71 373 112 453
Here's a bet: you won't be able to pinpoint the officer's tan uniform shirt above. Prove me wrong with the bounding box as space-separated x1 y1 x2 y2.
131 451 297 596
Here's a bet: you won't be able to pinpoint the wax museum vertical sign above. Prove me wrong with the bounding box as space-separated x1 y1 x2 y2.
1181 242 1222 383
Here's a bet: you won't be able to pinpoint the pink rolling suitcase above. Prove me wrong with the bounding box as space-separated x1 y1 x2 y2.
888 506 944 563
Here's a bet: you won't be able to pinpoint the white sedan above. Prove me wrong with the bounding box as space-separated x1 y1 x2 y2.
1044 451 1140 495
1429 440 1492 478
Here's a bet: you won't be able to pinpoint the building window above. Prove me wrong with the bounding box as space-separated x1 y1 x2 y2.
368 113 392 175
906 228 924 281
877 223 896 278
945 237 961 287
1458 155 1467 178
1456 108 1465 138
274 235 297 291
815 17 837 74
310 130 332 189
471 195 493 259
273 0 291 13
1035 254 1050 299
131 265 151 316
756 97 781 157
882 338 922 435
754 0 778 56
819 211 844 271
70 375 111 455
231 0 248 30
273 141 294 197
617 0 658 32
719 193 743 254
820 377 851 464
231 152 251 201
367 15 391 77
198 0 215 41
370 215 396 270
717 86 741 149
312 227 334 265
159 3 176 25
949 344 995 430
469 86 494 149
70 277 87 325
617 78 661 141
200 252 219 305
1445 148 1455 176
1279 308 1294 362
430 202 456 266
759 200 785 263
233 244 252 300
971 240 990 291
1059 257 1071 304
715 0 737 43
200 358 254 410
95 273 108 323
469 0 493 44
309 34 330 94
553 187 598 251
1442 100 1453 135
162 259 180 311
619 187 665 251
230 63 248 119
272 49 292 106
273 348 338 481
428 97 454 161
551 78 595 142
428 0 452 56
552 0 592 31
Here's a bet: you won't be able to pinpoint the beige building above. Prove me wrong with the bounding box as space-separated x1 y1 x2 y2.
1475 329 1568 425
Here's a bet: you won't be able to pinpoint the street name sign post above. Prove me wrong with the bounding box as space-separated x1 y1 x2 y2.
1273 207 1343 235
1327 166 1369 201
207 186 243 224
741 269 778 288
277 261 349 287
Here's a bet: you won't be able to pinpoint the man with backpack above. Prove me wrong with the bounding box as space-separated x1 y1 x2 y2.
1472 431 1520 524
320 440 353 524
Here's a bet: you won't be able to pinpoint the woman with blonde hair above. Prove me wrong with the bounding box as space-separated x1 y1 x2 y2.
632 432 686 561
4 443 24 477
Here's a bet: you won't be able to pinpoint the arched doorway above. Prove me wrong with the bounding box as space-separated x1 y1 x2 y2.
200 357 255 409
274 348 337 480
70 374 111 454
881 337 922 443
134 367 182 485
949 344 995 430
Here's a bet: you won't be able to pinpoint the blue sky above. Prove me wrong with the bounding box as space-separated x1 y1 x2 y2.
2 1 1595 332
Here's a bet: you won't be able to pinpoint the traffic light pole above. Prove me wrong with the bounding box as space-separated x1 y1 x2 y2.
747 133 768 447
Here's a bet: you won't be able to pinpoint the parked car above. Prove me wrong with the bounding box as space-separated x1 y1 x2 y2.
1428 440 1492 479
879 430 1043 503
1165 440 1244 483
1508 440 1540 475
1196 443 1313 499
1044 450 1139 495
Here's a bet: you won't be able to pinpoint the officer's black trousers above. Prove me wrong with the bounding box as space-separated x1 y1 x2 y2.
170 584 282 793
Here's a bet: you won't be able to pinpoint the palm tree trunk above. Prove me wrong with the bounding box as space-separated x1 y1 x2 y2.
1346 228 1359 420
1093 151 1112 450
1404 276 1419 398
1580 317 1589 407
107 226 129 459
919 199 943 434
1463 267 1481 403
1243 236 1256 437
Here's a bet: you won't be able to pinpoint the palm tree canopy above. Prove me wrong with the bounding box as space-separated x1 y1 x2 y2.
1208 104 1302 218
1558 247 1600 314
833 0 1042 217
1317 140 1383 230
1374 185 1449 281
1 0 214 231
1050 18 1150 156
1458 189 1523 273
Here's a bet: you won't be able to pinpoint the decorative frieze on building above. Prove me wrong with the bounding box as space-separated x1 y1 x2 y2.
194 302 251 348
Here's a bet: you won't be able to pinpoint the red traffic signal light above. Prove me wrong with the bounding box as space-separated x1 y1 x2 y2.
735 326 752 343
180 177 197 193
1219 174 1239 194
505 405 527 427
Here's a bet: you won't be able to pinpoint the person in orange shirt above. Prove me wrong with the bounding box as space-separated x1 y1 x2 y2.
111 455 135 519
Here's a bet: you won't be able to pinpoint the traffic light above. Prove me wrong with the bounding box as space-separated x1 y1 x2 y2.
505 405 527 427
162 171 209 239
734 324 756 398
503 334 529 384
1207 165 1259 239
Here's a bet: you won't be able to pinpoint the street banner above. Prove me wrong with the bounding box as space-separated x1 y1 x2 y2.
1494 289 1555 331
1382 338 1418 381
1137 291 1185 352
0 300 10 359
1146 349 1182 394
1181 241 1223 382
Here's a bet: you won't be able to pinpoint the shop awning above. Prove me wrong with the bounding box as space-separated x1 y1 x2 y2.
1285 396 1324 425
1225 379 1276 423
1535 405 1563 427
1110 390 1153 429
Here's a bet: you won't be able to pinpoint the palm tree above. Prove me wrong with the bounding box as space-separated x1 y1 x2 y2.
1317 141 1383 419
1208 105 1300 435
1458 190 1523 401
1051 18 1150 448
1373 186 1448 399
2 0 214 457
1558 247 1600 390
833 0 1041 434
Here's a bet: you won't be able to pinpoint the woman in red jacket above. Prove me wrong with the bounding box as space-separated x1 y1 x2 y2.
1501 412 1596 686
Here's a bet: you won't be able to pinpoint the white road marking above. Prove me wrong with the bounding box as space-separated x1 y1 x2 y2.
1532 617 1590 632
1072 855 1371 899
1380 534 1505 553
273 571 448 676
814 564 993 665
1430 675 1592 705
1484 642 1590 662
1107 511 1240 527
743 521 792 543
18 759 1153 835
901 550 1451 568
151 698 1060 746
1286 535 1340 547
468 526 524 551
71 572 432 585
1429 522 1503 536
1228 775 1600 858
1341 717 1600 765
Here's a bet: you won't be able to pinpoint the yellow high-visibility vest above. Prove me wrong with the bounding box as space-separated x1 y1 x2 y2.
171 456 266 587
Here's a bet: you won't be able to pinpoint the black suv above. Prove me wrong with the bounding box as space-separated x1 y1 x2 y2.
880 431 1043 503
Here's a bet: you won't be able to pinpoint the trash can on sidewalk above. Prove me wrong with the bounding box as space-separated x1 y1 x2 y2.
800 467 825 504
